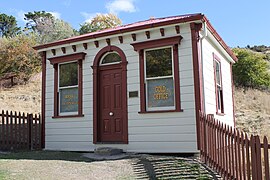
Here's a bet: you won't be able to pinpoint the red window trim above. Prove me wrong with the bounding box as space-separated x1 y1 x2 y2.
48 53 86 118
52 115 84 119
131 36 183 113
49 52 86 65
213 53 224 115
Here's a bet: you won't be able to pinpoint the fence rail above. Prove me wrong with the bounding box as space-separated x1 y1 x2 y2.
0 110 42 151
199 111 270 180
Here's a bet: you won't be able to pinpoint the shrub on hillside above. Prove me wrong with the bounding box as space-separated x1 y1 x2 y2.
0 33 41 81
232 48 270 89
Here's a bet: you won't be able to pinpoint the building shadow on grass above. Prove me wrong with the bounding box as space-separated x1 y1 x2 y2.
0 150 94 163
130 154 217 180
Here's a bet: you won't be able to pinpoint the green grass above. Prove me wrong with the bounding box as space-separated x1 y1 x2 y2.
0 151 92 162
0 169 8 180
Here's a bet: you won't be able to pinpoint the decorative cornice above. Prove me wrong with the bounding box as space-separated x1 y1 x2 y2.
72 45 76 52
131 33 136 41
51 49 56 56
160 28 165 36
61 47 66 54
118 36 123 43
48 52 86 65
83 43 88 50
94 41 99 48
106 38 111 46
131 36 183 51
145 31 150 39
175 25 180 34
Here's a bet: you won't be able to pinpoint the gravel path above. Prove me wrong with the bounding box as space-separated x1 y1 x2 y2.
0 151 217 180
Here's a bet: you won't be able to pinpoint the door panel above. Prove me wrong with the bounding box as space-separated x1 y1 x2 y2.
98 66 124 142
114 84 121 108
115 118 121 132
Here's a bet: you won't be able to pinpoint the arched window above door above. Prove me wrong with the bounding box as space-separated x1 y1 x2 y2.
101 52 121 65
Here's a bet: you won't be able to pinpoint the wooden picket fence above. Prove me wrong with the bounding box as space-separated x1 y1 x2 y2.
0 110 43 151
199 111 270 180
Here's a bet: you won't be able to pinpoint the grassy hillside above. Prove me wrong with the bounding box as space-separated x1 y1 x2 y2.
235 88 270 138
0 80 41 114
234 46 270 138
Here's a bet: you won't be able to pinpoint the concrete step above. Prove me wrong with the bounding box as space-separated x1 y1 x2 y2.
94 147 123 156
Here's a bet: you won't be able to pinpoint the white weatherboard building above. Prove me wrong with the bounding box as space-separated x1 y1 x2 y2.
34 13 237 153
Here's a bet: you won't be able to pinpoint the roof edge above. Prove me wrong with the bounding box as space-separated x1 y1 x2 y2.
33 13 204 51
33 13 238 63
202 16 238 62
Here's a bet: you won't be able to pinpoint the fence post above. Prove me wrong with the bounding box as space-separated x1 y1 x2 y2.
5 110 9 151
27 114 33 150
0 111 4 150
255 136 262 180
251 135 257 179
41 113 45 149
203 114 207 163
263 136 269 180
199 112 270 180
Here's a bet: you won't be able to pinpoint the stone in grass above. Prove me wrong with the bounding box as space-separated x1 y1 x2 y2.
94 147 123 156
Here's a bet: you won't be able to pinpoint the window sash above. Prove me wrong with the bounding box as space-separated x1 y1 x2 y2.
100 52 122 66
146 77 175 111
59 61 78 87
58 62 79 115
217 86 222 111
59 87 79 115
215 61 221 86
144 46 175 111
145 47 173 78
214 58 224 114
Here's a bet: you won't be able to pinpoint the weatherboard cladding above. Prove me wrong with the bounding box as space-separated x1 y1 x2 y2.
40 13 235 152
202 37 234 126
44 23 198 152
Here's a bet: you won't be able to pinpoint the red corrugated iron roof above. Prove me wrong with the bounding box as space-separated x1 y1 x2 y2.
34 13 237 61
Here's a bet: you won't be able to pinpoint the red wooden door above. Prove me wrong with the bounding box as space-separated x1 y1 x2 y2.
98 65 124 142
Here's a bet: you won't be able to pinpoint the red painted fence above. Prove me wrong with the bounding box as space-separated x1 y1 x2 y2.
199 111 270 180
0 110 43 151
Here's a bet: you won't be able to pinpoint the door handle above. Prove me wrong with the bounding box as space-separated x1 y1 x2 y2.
109 112 114 116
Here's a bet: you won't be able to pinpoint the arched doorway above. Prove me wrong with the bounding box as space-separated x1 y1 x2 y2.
92 46 128 144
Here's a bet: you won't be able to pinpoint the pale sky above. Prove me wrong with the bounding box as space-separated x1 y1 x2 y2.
1 0 269 47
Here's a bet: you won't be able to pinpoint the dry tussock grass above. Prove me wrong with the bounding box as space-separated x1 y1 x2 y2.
0 80 41 114
235 87 270 139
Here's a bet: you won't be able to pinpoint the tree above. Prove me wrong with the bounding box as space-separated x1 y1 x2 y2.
24 11 76 44
79 13 122 35
0 13 20 37
24 11 54 31
232 48 270 88
0 34 41 81
36 19 77 44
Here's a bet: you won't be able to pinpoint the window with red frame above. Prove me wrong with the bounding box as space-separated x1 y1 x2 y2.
213 55 224 114
48 52 85 118
131 36 182 113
